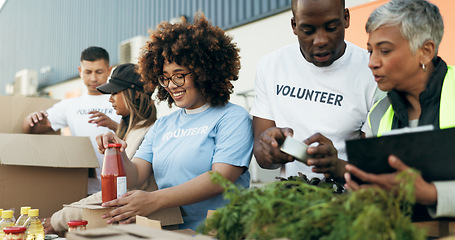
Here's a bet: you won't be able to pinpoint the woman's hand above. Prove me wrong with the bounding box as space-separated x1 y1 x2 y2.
101 190 158 224
88 110 119 131
95 131 127 154
344 155 437 206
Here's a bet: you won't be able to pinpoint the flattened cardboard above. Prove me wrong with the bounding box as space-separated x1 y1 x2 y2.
66 224 213 240
0 95 59 133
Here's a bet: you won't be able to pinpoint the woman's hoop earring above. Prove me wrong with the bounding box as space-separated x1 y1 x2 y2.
422 63 427 72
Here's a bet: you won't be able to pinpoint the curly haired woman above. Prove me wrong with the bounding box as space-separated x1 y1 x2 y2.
97 14 253 230
43 63 157 235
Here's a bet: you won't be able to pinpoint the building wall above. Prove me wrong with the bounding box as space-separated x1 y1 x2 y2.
0 0 290 95
345 0 455 65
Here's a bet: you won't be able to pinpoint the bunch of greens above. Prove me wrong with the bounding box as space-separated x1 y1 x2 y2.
199 171 427 240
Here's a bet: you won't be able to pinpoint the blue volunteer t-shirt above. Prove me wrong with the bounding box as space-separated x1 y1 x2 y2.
134 102 253 230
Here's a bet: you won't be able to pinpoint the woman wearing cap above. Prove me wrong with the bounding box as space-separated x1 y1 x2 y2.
344 0 455 218
43 63 157 234
97 14 253 230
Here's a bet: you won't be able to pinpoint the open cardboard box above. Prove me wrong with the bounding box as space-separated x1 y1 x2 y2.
64 169 184 230
0 95 60 134
65 202 183 230
0 133 99 218
0 96 99 218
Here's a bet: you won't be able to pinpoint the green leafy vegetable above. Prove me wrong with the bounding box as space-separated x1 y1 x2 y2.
199 170 426 240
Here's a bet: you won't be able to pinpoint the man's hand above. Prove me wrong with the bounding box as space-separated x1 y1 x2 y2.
22 110 54 134
344 155 437 206
304 133 345 181
88 110 119 132
254 126 295 169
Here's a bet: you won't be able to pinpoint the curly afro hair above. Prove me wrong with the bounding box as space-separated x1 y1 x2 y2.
138 13 241 107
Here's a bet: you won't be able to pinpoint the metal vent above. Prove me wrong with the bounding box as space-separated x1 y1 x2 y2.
119 36 148 64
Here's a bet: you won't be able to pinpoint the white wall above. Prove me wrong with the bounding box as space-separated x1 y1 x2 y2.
227 10 297 183
227 10 296 110
44 77 86 99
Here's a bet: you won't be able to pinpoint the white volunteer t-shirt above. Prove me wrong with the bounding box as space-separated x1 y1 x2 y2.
250 41 384 179
47 94 121 194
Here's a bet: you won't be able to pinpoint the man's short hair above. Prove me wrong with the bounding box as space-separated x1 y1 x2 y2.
291 0 345 16
80 46 109 63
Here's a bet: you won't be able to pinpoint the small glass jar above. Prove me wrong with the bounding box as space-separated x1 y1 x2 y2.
3 226 26 240
67 220 88 232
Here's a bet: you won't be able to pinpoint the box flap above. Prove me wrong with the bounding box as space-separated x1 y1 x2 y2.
0 95 59 133
65 203 110 210
150 207 183 226
0 133 99 168
136 215 162 229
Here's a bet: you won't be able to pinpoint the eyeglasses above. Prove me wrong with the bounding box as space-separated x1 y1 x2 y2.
157 72 192 88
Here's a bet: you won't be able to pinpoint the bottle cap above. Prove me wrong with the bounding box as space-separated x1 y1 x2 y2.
68 220 88 227
3 226 26 234
28 209 39 217
1 210 13 219
108 143 122 148
20 206 31 215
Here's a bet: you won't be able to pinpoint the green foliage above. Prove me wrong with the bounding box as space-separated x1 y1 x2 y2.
199 171 426 240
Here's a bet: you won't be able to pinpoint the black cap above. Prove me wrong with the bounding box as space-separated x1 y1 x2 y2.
97 63 143 94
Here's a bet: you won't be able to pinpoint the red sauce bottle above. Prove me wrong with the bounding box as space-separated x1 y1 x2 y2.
101 143 127 203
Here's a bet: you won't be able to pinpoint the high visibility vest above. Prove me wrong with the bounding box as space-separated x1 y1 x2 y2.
368 66 455 137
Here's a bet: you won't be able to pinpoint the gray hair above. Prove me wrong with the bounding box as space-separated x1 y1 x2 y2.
366 0 444 56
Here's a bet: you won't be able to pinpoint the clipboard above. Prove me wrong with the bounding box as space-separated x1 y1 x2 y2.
346 127 455 221
346 127 455 182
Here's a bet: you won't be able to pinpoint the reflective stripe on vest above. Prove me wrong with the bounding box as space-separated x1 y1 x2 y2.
440 65 455 128
368 65 455 137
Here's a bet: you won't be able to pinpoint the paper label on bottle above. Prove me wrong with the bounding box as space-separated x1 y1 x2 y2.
116 176 127 198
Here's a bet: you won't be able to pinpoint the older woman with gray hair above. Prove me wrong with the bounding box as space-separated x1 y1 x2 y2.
344 0 455 218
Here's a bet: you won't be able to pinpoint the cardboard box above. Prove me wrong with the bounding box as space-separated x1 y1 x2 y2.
66 223 213 240
0 95 60 133
0 96 99 218
0 133 99 218
65 203 183 230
